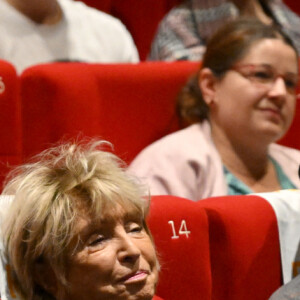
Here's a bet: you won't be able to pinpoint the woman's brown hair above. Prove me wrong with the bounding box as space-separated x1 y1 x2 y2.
177 17 298 126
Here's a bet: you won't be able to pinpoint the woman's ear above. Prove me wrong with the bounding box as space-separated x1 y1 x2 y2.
33 261 58 296
198 68 218 106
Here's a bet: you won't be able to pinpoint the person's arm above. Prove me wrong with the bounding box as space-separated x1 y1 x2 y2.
148 7 206 61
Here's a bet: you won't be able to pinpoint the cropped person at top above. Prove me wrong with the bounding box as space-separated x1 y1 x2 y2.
149 0 300 61
1 141 160 300
129 18 300 201
0 0 139 73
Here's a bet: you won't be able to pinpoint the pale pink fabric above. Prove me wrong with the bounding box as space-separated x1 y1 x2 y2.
129 121 300 201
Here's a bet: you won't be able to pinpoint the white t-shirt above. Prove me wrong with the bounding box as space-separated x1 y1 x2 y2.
0 0 139 73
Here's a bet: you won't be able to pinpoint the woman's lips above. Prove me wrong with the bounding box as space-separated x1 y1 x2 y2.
119 270 149 284
259 107 282 122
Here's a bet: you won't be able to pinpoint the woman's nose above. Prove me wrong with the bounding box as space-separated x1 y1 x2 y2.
117 232 141 264
268 77 288 99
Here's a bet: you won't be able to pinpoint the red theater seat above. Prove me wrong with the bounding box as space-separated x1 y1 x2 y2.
20 61 199 163
110 0 180 60
148 195 211 300
0 60 21 188
198 195 282 300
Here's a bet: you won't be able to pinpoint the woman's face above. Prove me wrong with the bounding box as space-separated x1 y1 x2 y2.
209 38 298 144
56 205 158 300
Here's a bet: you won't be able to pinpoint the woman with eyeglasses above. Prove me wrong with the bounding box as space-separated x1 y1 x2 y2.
129 18 300 201
149 0 300 61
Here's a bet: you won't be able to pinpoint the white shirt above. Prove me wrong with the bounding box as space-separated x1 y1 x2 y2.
0 0 139 73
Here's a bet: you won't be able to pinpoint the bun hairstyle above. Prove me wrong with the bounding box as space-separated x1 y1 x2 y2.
177 17 298 126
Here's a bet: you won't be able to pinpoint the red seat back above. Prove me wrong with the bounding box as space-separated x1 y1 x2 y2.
198 195 282 300
21 62 199 163
0 60 21 188
111 0 180 60
148 195 211 300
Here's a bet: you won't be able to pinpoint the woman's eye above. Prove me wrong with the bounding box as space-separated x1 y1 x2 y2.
253 71 271 80
130 225 142 233
126 222 143 234
88 236 105 247
284 78 297 89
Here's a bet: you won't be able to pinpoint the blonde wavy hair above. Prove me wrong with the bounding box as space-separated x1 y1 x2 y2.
2 140 149 300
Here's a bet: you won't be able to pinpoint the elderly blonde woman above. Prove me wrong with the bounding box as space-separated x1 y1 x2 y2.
1 141 160 300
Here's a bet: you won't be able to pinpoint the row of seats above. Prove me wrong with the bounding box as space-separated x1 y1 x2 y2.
149 193 284 300
73 0 300 60
1 58 300 188
0 59 199 187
